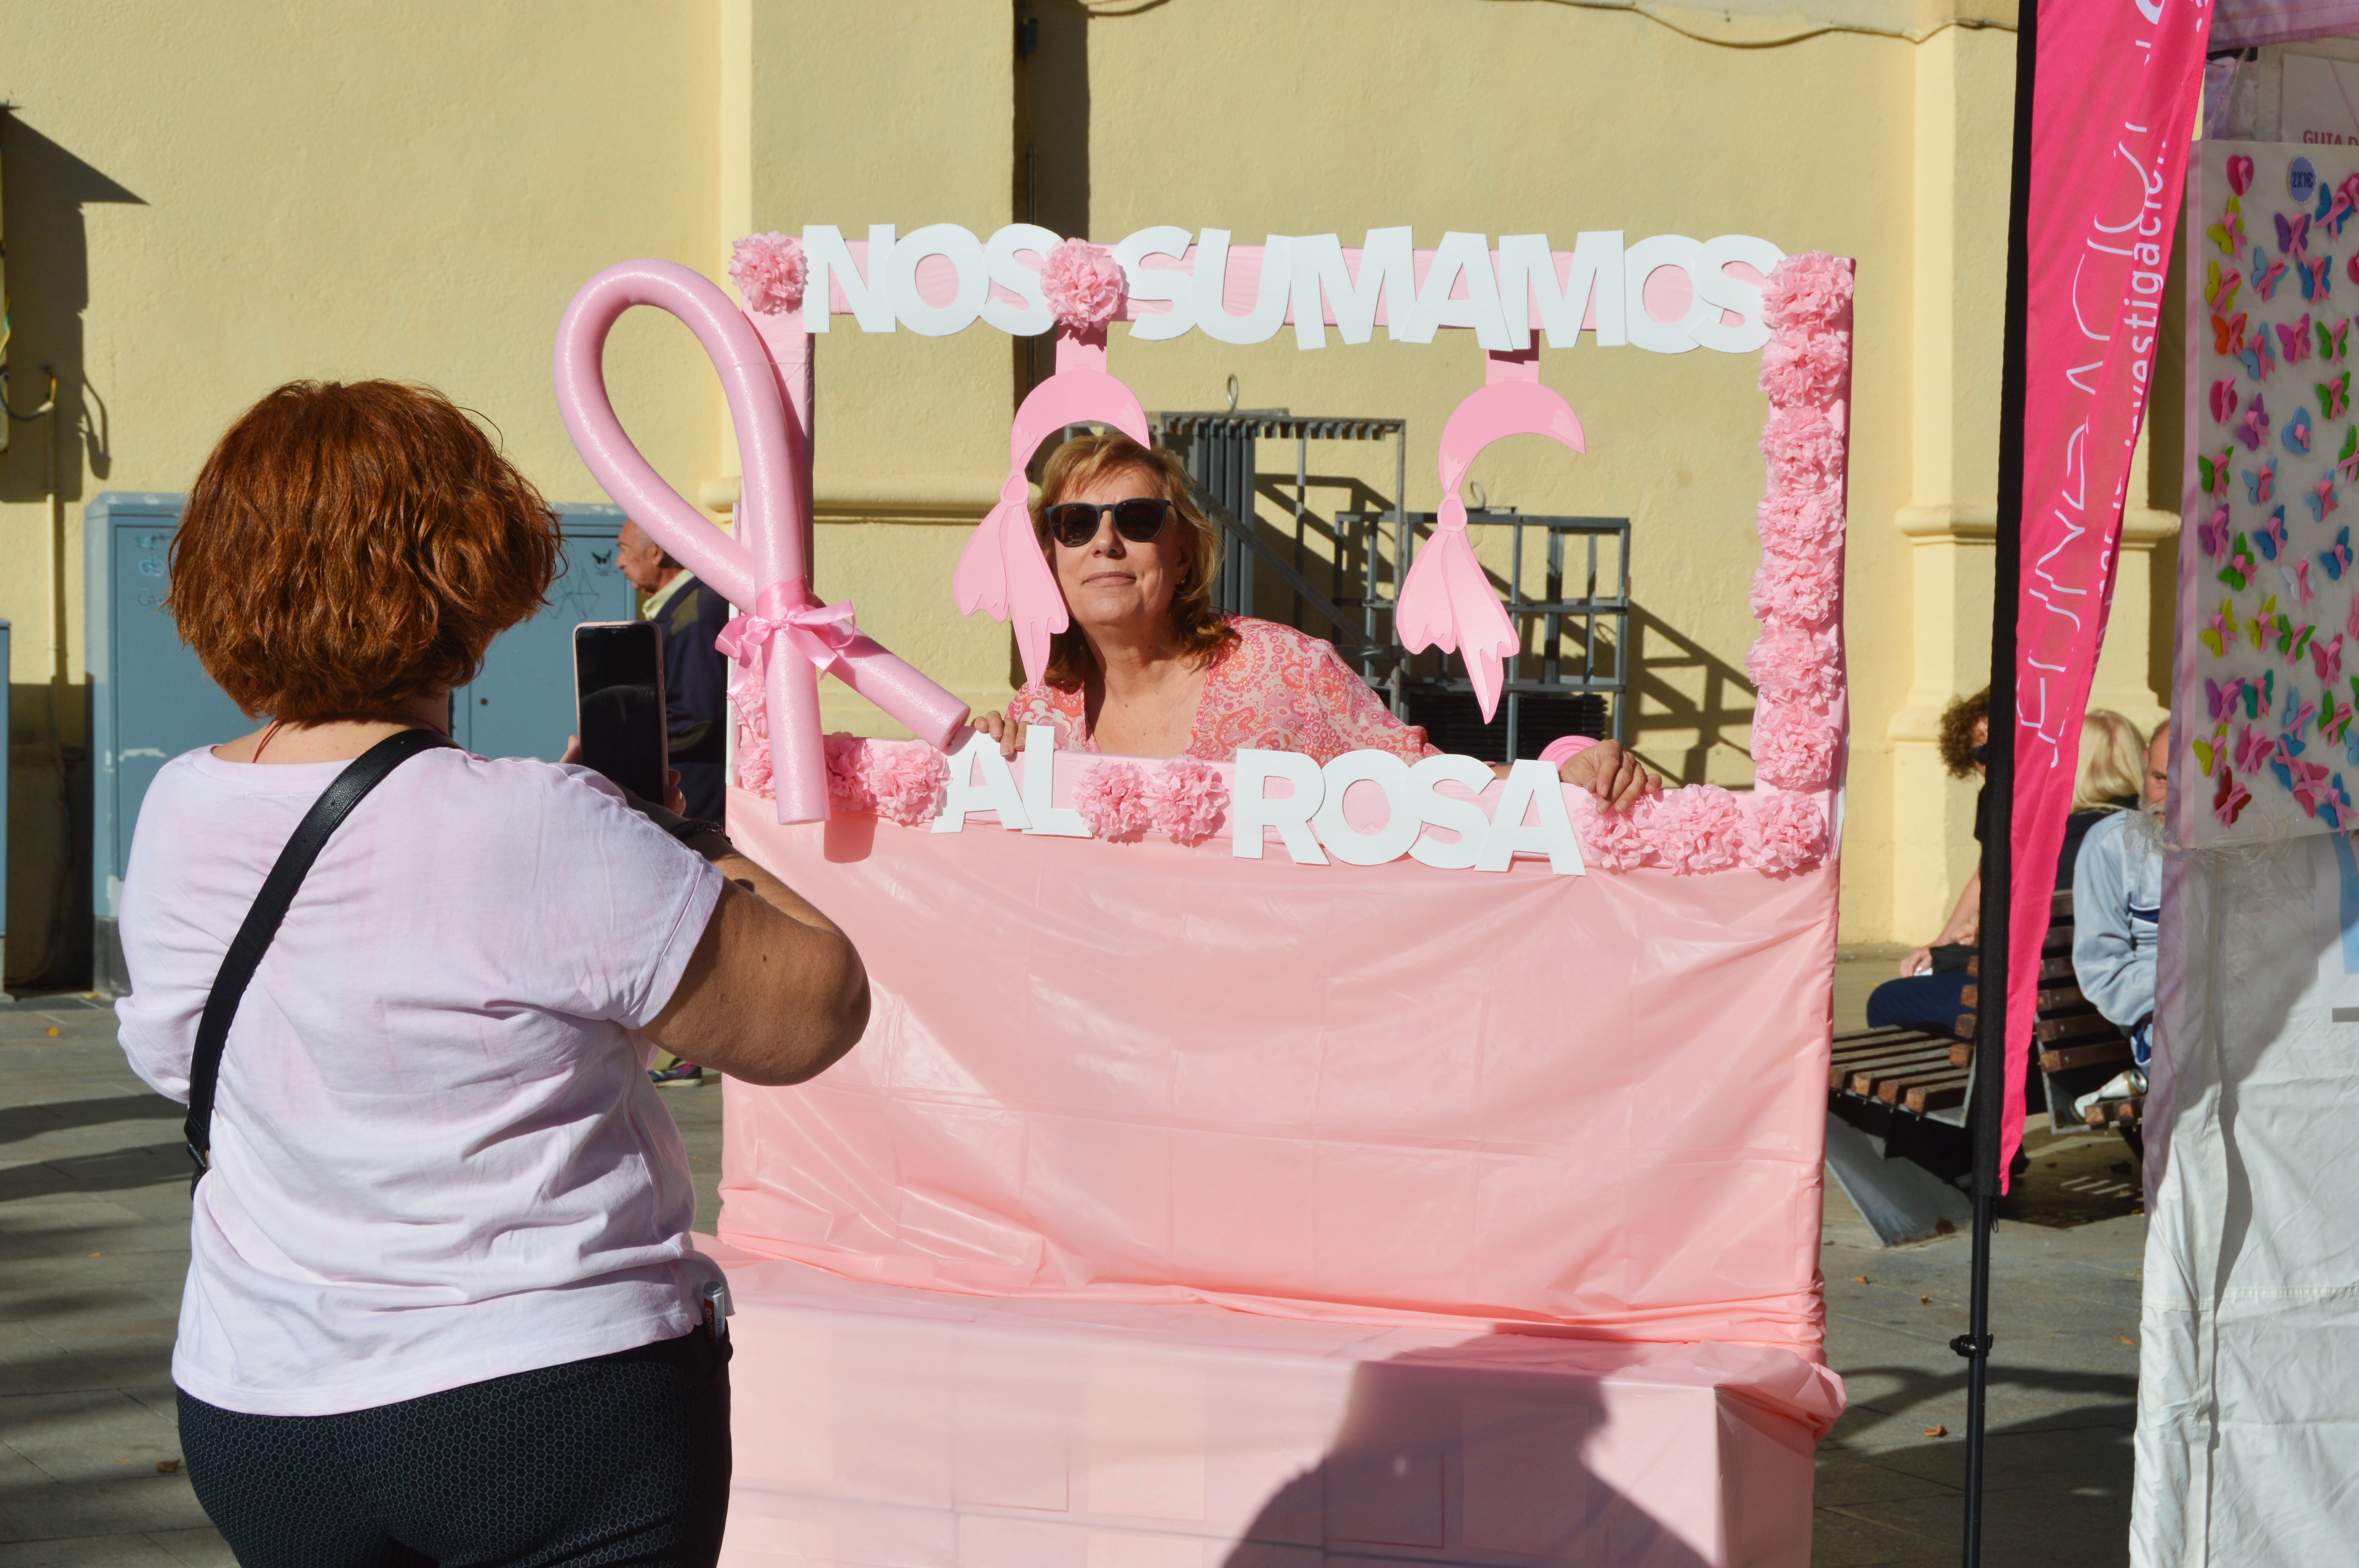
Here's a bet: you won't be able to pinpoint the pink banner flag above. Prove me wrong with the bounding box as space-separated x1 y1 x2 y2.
2004 0 2213 1178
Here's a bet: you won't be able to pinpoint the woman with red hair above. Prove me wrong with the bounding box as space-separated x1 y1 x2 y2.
118 380 868 1565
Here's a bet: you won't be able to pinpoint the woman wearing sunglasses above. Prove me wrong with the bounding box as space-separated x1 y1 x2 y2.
969 432 1659 808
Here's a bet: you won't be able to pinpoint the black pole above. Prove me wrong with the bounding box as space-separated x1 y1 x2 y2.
1958 4 2039 1564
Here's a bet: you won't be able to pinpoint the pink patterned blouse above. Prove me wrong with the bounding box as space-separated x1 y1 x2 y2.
1006 617 1436 764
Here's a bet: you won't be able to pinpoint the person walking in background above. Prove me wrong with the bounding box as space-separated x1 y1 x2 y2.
618 519 732 823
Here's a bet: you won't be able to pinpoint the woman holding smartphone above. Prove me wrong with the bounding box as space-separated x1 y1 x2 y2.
114 379 865 1566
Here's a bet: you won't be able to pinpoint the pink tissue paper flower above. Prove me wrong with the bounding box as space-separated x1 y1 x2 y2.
1756 490 1847 557
1647 785 1744 875
1150 755 1228 845
1750 551 1843 629
1757 328 1853 407
1763 251 1854 334
731 231 808 316
865 744 949 826
1752 705 1840 790
1761 404 1847 492
735 719 772 796
823 732 875 814
1747 624 1845 712
1743 790 1828 874
1075 760 1155 839
1038 240 1126 331
1577 800 1650 872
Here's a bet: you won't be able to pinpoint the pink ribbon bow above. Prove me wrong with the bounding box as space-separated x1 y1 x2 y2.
716 586 861 707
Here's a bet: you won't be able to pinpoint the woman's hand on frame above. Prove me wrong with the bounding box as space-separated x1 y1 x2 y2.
1556 740 1662 813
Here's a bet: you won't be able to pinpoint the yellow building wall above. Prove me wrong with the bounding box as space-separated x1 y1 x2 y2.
0 0 2175 985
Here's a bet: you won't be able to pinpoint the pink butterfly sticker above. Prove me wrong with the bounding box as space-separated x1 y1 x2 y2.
2315 633 2346 683
2236 722 2272 773
2281 313 2316 363
2212 378 2242 425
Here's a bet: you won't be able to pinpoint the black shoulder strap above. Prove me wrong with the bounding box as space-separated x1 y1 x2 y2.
184 727 458 1189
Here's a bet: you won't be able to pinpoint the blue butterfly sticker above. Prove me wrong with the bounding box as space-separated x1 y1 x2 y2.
2288 404 2317 454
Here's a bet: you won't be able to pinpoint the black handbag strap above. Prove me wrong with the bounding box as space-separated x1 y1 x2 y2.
184 727 458 1188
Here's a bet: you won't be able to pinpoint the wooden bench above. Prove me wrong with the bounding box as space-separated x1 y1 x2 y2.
1829 888 2142 1191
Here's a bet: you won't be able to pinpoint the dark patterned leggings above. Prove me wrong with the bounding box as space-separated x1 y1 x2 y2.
178 1329 731 1567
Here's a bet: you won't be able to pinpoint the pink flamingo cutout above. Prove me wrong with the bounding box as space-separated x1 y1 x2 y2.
554 259 969 823
955 327 1151 688
1394 349 1586 721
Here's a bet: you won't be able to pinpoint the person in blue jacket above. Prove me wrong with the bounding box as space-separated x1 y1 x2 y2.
2071 719 2167 1065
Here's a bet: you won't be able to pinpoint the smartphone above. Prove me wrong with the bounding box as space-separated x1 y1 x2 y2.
574 621 668 803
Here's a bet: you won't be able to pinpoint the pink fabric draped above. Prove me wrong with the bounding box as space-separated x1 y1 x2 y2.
2003 0 2212 1180
1007 616 1436 764
716 789 1840 1359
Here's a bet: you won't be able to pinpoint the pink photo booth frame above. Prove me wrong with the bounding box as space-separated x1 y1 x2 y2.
553 234 1855 1566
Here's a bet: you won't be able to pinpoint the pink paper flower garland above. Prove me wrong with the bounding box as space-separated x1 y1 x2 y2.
823 733 949 827
1739 250 1852 871
1038 241 1125 332
729 232 807 316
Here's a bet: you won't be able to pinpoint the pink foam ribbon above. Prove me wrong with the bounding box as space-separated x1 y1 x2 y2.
717 584 861 705
1394 349 1586 721
553 259 970 823
954 327 1152 688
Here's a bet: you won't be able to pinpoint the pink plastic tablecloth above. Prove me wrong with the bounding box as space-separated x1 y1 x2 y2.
709 1243 1832 1568
718 786 1838 1359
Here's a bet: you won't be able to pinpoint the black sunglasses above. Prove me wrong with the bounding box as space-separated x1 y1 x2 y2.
1044 497 1173 549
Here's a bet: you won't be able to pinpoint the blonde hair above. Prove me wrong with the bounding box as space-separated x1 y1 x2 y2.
1032 432 1237 690
2075 710 2146 811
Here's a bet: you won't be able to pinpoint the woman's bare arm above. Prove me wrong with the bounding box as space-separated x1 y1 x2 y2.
640 832 871 1086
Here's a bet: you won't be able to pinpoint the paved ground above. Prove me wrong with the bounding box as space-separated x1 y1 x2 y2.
0 968 2137 1566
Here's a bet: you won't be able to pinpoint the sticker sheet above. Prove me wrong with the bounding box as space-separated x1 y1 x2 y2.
2179 141 2359 847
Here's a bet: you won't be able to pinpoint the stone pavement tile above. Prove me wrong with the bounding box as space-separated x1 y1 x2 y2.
141 1529 233 1567
0 1534 192 1566
0 1146 187 1209
1808 1501 1956 1567
1866 1422 2133 1497
1812 1450 1954 1508
1831 1480 2128 1566
0 1390 205 1543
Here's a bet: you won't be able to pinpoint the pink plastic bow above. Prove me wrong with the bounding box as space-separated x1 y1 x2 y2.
1394 350 1586 721
954 325 1151 688
716 585 861 706
554 259 970 823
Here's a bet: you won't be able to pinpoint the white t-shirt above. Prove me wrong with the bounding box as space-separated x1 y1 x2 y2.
116 746 725 1416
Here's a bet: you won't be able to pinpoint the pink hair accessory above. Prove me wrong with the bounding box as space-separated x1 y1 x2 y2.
954 324 1152 688
1743 791 1828 874
1395 350 1585 722
1038 241 1125 331
1074 760 1155 839
1149 755 1228 844
554 259 969 823
729 232 807 315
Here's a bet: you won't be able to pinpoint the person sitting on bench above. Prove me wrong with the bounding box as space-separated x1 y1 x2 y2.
1866 707 2147 1037
2071 718 2166 1066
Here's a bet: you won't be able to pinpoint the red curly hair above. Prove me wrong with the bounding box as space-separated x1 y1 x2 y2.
169 381 562 722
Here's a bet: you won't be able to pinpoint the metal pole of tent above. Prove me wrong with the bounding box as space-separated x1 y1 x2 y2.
1960 2 2037 1563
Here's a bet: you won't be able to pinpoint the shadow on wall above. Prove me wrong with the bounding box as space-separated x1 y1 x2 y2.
1013 0 1092 401
1628 604 1756 786
1220 1347 1713 1568
2 111 145 991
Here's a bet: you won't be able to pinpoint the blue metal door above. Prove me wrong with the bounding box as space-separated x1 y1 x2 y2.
453 506 634 760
